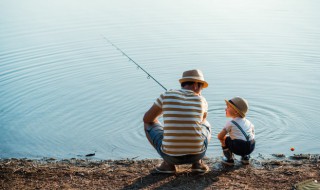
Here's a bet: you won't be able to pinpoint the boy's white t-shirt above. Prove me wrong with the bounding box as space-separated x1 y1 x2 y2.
224 117 255 141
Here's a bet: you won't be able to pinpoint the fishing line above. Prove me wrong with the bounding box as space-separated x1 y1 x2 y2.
102 36 167 91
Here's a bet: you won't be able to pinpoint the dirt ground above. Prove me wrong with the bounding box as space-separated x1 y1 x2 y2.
1 154 319 190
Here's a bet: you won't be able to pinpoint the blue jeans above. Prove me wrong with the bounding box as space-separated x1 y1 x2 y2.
145 122 211 165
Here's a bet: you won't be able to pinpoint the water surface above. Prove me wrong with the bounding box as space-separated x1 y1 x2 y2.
1 0 319 160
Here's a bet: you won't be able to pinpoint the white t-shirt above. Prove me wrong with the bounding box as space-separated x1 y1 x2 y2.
224 117 255 141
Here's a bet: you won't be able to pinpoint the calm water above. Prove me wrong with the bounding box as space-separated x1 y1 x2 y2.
1 0 319 160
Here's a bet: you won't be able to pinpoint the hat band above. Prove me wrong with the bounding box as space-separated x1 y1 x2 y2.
228 100 237 108
228 100 245 117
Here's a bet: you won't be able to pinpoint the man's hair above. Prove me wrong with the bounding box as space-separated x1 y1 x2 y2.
181 81 195 87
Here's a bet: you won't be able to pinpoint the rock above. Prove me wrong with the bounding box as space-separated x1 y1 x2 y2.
85 153 95 157
272 154 285 158
290 154 311 160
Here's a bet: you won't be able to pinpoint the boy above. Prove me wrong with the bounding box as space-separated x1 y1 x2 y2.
217 97 255 165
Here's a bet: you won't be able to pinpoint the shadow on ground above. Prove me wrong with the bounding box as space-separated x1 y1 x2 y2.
121 163 239 190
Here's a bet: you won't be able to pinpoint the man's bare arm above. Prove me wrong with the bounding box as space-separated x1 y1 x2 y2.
143 104 162 124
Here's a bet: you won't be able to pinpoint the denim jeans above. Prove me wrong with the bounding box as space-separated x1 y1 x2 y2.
145 122 211 165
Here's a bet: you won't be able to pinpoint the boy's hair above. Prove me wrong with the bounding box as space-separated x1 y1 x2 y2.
228 105 244 118
235 110 245 118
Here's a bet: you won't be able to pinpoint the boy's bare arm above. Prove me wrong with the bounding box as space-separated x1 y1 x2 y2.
202 112 207 123
217 129 228 147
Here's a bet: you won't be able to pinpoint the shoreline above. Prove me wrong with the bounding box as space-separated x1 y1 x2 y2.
1 154 319 189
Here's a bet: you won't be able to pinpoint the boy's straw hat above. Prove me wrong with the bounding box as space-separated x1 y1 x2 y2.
179 69 208 88
225 97 248 117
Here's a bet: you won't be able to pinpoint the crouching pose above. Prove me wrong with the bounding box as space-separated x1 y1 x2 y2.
218 97 255 165
143 69 212 173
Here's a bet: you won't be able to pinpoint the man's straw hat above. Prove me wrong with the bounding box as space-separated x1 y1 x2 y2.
225 97 249 117
179 69 208 88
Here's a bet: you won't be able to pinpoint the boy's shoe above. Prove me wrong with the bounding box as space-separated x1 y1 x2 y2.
191 160 209 173
241 155 250 165
221 157 234 166
155 161 176 173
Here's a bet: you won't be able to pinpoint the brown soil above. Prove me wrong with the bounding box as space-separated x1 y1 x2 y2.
1 155 319 190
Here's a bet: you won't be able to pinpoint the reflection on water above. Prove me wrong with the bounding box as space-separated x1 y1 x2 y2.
0 0 319 159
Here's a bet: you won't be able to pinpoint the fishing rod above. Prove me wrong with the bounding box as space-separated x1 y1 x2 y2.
102 36 167 91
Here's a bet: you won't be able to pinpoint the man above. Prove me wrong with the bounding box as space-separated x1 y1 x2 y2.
143 69 211 173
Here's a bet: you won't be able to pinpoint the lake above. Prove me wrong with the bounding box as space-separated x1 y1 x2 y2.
0 0 319 160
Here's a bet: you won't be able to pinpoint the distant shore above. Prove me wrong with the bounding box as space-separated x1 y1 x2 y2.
1 154 319 189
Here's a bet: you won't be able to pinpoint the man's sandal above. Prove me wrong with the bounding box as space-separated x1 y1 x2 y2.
155 161 176 173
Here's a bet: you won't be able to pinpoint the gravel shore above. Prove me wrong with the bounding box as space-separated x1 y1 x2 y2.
1 154 319 189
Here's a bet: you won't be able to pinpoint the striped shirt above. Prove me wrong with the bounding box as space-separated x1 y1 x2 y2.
154 89 208 156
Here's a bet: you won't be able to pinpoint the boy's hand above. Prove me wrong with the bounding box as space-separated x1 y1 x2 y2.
217 129 228 146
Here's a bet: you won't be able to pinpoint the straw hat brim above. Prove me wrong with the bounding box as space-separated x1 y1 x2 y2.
179 78 208 88
225 99 245 117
